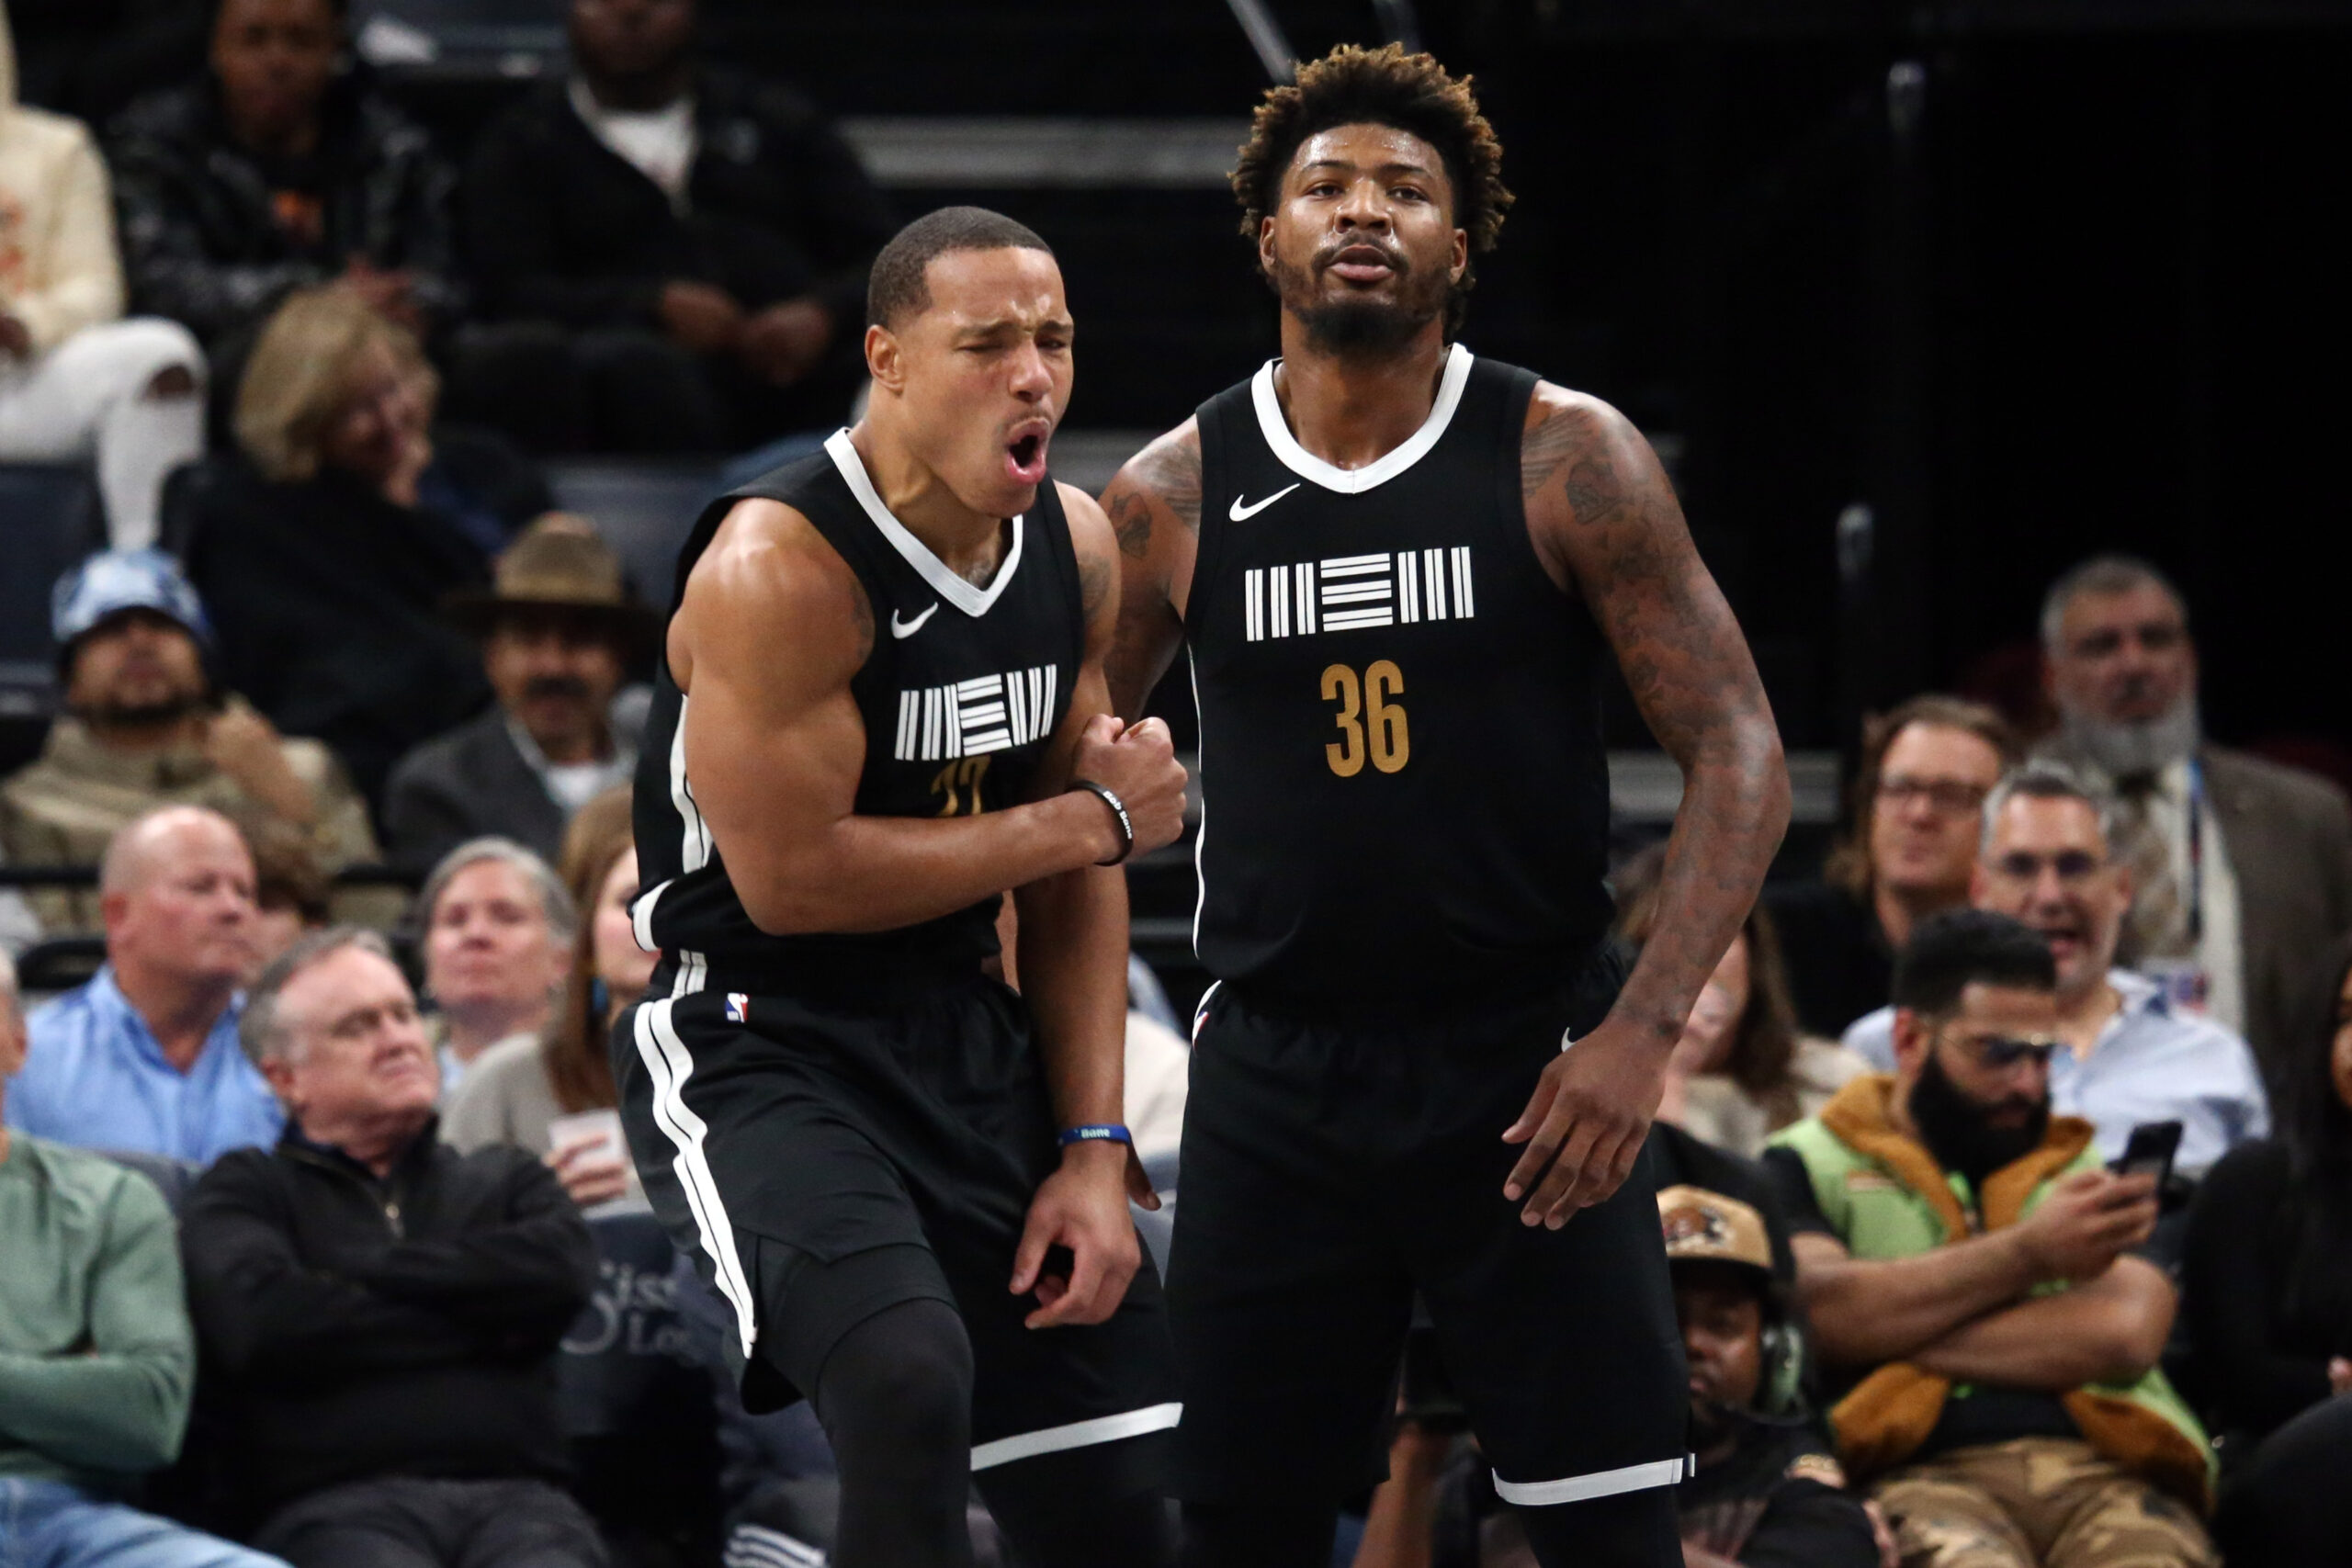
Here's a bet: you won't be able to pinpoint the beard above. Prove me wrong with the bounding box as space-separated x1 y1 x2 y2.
2060 693 2201 779
1907 1049 2050 1194
74 692 207 730
1267 246 1454 358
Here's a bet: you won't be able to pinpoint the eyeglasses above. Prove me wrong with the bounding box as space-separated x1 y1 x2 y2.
1963 1034 2062 1070
1878 775 1990 815
1986 850 2105 886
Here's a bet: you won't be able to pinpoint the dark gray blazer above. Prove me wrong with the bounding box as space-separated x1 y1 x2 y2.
382 707 569 873
2206 744 2352 1079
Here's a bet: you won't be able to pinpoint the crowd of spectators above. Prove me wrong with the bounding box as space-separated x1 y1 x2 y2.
10 1 2352 1565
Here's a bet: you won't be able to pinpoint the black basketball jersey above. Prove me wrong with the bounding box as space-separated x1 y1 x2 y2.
1187 344 1616 1012
632 430 1085 990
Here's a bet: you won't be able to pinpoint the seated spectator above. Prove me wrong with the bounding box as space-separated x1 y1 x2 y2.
417 837 573 1089
179 288 554 802
2 5 204 549
443 788 645 1209
1765 909 2215 1568
239 813 330 966
0 948 288 1568
6 805 277 1161
1617 845 1869 1157
105 0 457 417
181 928 604 1568
1843 765 2268 1178
2035 553 2352 1073
452 0 892 454
2181 931 2352 1564
385 521 650 871
1767 697 2018 1039
1663 1182 1882 1568
1 550 377 933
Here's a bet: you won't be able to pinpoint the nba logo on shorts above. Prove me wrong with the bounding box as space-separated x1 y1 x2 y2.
726 994 749 1024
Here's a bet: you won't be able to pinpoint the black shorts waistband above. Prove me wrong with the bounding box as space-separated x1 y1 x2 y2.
1217 940 1625 1032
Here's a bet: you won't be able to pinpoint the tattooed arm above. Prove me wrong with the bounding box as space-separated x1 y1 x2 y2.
1499 386 1791 1227
1102 419 1203 721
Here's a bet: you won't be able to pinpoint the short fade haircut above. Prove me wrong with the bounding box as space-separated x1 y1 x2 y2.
241 926 397 1067
415 837 577 950
1230 43 1513 335
1980 761 2119 858
2040 554 2188 654
866 207 1054 331
1890 908 2058 1018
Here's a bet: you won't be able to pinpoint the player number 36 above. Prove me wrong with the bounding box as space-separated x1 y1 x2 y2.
1322 660 1409 777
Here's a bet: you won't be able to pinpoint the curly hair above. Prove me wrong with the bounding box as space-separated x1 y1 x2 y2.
1231 43 1513 333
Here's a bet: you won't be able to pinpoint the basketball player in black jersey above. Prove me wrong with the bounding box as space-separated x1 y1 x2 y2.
1105 48 1792 1567
615 208 1188 1568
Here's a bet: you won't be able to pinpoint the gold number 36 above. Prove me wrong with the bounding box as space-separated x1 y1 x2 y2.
1322 660 1409 777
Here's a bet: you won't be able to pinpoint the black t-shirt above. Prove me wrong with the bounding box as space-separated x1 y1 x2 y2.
1761 880 1894 1039
1678 1419 1881 1568
1763 1144 2103 1457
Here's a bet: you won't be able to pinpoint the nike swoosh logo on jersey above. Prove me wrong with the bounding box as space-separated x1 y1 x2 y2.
890 604 940 638
1228 484 1302 522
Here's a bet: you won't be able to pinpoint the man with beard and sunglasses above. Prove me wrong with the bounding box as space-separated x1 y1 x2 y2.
1763 909 2218 1568
1840 765 2268 1188
1106 44 1789 1568
1 549 379 936
385 519 655 871
2034 554 2352 1080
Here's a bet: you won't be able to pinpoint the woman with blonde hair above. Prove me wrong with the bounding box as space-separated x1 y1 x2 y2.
179 284 557 798
442 784 652 1208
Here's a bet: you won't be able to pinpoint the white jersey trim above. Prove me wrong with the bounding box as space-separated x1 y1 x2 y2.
1250 342 1474 495
1490 1454 1693 1508
633 993 758 1359
823 428 1025 618
967 1401 1183 1472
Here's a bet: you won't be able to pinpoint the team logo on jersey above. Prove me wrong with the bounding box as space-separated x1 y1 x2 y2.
725 994 749 1023
1241 547 1475 642
893 664 1059 761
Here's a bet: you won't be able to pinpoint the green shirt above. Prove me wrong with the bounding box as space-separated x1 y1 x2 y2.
0 1133 193 1494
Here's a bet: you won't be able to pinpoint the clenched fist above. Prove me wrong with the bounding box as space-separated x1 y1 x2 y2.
1071 715 1187 861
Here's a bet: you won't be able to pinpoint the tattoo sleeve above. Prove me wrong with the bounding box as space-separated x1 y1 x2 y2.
1102 424 1203 719
1527 393 1791 1044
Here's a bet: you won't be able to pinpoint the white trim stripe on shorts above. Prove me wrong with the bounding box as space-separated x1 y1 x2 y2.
634 991 759 1359
967 1401 1183 1472
1489 1454 1694 1507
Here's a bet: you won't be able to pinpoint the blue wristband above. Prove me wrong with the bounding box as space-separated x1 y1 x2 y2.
1057 1123 1134 1148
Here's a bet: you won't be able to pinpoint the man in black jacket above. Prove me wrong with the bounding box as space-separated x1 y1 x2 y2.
107 0 459 418
451 0 892 454
179 927 604 1568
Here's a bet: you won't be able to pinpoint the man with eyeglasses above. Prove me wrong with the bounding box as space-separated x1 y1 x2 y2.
1763 908 2219 1568
1840 764 2268 1179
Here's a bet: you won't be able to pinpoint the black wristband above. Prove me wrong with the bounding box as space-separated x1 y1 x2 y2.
1069 779 1135 865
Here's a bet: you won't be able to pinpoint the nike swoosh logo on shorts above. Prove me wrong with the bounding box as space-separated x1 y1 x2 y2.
1228 484 1302 522
890 604 940 638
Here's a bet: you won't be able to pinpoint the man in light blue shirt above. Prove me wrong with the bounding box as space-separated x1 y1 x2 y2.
5 806 279 1163
1844 764 2267 1177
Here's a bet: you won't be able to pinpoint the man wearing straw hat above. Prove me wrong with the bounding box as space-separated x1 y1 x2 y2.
384 517 657 870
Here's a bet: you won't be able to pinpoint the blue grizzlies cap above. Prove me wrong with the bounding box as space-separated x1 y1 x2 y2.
51 549 214 650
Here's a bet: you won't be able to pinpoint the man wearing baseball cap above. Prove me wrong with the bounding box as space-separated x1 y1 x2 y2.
0 550 379 933
1662 1180 1883 1568
382 518 653 870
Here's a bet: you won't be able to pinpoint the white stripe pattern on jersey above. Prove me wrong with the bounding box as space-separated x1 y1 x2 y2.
1241 548 1476 641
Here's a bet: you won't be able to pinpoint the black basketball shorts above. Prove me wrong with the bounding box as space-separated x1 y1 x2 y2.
613 969 1178 1473
1166 947 1690 1508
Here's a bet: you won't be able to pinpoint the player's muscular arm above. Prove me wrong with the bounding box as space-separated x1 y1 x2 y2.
1102 420 1201 721
1502 389 1792 1226
1011 486 1174 1327
673 500 1172 935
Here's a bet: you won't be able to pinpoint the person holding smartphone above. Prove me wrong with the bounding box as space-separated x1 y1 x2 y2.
1763 909 2219 1568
